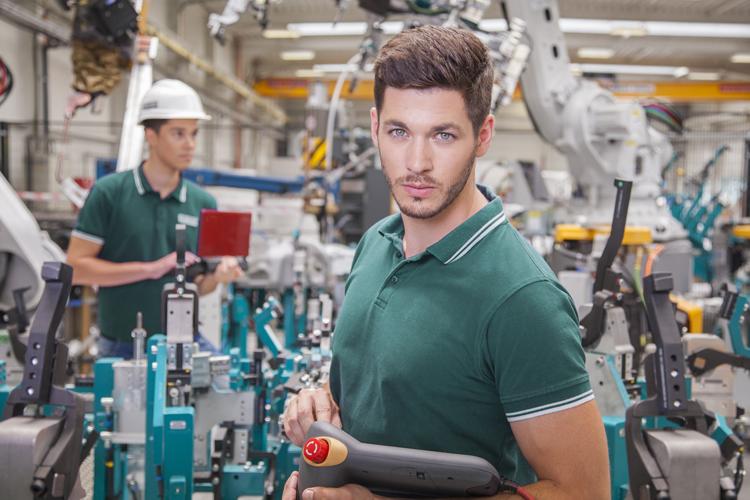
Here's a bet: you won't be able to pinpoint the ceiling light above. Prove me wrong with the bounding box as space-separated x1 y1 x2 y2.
610 24 648 38
289 19 750 40
287 21 403 36
281 50 315 61
295 69 325 78
560 19 750 38
687 72 721 81
673 66 689 78
731 53 750 64
262 29 300 39
313 63 375 73
577 48 615 59
578 63 683 76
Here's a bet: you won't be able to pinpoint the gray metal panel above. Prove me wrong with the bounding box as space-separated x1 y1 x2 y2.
645 429 721 500
112 360 147 441
193 389 255 469
0 416 63 500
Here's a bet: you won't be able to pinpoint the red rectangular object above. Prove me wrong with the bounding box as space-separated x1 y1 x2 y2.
197 209 252 257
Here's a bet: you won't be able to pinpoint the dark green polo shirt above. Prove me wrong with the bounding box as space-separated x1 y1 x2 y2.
73 165 216 342
329 186 591 484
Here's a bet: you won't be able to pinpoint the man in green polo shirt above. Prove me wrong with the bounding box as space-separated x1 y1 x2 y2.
282 26 609 499
66 79 242 358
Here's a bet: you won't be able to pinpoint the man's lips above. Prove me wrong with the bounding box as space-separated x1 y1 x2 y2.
402 184 436 198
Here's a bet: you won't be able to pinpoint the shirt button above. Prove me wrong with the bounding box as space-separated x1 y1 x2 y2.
391 276 399 284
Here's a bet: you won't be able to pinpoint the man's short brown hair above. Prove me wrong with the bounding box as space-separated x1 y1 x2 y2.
373 25 494 136
141 119 167 133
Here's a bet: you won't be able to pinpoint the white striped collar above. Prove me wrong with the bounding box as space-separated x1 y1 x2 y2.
134 163 187 203
377 185 508 264
425 186 508 265
133 165 145 195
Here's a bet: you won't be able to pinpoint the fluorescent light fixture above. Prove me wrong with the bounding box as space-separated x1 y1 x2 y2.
577 47 615 59
287 21 403 36
731 53 750 64
313 63 375 73
610 25 648 38
688 71 721 81
281 50 315 61
295 69 325 78
673 66 689 78
262 29 300 39
289 19 750 39
560 19 750 38
578 63 683 76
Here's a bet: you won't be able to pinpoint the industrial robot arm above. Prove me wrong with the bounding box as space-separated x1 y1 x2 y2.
501 1 679 238
208 0 269 43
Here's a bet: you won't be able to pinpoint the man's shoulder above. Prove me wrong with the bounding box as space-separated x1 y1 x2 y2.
93 170 131 193
474 223 560 299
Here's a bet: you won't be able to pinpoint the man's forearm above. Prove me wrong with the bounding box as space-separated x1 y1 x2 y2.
68 256 153 287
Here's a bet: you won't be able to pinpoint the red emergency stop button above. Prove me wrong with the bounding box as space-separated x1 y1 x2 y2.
303 437 330 464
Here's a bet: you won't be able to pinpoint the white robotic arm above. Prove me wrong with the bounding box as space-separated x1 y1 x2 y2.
207 0 268 42
502 0 680 238
0 173 65 324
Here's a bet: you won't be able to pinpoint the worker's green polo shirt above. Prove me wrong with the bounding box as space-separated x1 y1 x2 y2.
72 164 216 342
329 185 592 484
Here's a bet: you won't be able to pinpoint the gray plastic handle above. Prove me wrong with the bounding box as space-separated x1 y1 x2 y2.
297 422 501 498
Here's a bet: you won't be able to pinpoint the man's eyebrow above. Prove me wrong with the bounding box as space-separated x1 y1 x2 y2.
383 119 409 128
382 120 462 132
430 122 461 133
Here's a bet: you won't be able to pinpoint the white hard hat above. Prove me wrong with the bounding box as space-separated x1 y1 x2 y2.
137 79 212 123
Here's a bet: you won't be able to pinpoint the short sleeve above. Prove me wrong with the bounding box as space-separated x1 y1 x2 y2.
483 279 592 423
72 184 111 245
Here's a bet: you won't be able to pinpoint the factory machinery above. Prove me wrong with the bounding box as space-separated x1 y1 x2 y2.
571 179 749 499
0 195 344 498
3 1 750 499
83 223 339 500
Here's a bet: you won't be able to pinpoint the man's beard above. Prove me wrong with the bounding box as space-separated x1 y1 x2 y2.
381 150 476 220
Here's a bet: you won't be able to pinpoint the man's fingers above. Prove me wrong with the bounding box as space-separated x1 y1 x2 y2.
282 472 299 500
331 409 343 429
297 391 316 434
303 486 357 500
311 390 334 423
284 397 306 446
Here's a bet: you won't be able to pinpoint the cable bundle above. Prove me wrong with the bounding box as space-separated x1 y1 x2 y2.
642 100 684 134
0 57 13 106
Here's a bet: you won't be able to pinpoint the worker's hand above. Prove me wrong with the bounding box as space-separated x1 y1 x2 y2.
283 388 342 447
211 256 244 284
147 251 199 280
281 472 380 500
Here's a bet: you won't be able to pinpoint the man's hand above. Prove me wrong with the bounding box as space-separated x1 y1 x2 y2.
148 251 199 280
282 472 379 500
211 256 244 284
283 388 342 446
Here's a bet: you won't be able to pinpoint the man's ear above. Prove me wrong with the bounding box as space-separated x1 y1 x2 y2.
475 114 495 158
370 106 379 148
144 127 156 148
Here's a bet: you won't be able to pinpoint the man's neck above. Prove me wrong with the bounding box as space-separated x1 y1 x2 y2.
143 157 180 199
402 183 488 259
